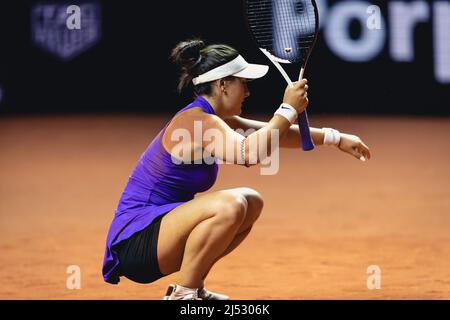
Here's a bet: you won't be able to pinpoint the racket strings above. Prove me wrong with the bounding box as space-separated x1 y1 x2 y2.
247 0 274 47
246 0 318 63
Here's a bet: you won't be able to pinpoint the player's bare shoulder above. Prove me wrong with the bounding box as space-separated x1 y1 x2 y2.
162 107 219 153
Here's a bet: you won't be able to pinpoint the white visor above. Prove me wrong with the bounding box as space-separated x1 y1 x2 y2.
192 55 269 85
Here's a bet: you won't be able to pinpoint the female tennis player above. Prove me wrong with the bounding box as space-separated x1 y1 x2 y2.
102 39 371 300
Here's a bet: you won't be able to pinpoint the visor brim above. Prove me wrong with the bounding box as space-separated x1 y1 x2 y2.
232 63 269 80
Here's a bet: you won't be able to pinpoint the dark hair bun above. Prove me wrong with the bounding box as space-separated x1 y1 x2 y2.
171 39 205 69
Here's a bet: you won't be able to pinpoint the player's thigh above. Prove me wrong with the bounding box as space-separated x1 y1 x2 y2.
157 188 248 275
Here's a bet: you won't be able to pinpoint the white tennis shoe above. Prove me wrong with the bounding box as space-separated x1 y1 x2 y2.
162 284 201 300
163 284 229 300
198 287 230 300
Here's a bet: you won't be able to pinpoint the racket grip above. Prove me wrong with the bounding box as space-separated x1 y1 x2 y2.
298 110 315 151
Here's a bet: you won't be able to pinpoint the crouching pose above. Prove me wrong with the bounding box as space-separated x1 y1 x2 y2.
102 39 371 300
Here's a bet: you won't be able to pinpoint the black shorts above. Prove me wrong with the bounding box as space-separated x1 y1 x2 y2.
117 214 165 284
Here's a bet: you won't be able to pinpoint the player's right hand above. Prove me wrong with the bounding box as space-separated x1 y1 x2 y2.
283 79 309 114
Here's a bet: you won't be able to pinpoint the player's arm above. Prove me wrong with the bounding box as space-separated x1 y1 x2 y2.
162 109 291 167
202 113 291 167
224 115 325 148
225 115 371 161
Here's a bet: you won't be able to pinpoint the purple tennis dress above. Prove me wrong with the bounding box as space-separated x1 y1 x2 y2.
102 96 219 284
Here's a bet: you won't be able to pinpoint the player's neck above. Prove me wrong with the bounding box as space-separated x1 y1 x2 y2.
201 95 227 119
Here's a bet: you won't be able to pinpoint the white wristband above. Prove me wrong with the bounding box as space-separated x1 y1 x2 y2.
322 128 341 146
274 103 298 124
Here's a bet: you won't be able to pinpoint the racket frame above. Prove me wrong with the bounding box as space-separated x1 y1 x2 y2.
245 0 320 151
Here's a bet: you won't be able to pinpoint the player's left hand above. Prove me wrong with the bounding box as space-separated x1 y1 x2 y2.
338 133 371 162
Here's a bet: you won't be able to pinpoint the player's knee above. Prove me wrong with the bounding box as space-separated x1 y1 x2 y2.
239 188 264 223
249 189 264 216
215 193 248 227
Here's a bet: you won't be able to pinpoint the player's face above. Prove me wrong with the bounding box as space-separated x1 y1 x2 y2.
223 77 250 116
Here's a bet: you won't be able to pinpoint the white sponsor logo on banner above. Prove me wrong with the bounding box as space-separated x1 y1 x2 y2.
316 0 450 84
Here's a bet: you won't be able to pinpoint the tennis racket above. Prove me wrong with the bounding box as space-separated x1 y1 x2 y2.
245 0 320 151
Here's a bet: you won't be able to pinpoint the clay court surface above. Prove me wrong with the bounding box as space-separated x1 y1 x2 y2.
1 114 449 299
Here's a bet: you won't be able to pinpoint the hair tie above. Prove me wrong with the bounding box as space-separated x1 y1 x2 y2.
193 55 202 66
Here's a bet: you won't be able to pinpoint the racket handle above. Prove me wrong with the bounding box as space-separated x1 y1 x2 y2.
298 68 315 151
298 110 315 151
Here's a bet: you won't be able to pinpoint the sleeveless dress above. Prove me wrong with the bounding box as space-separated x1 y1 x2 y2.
102 96 219 284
